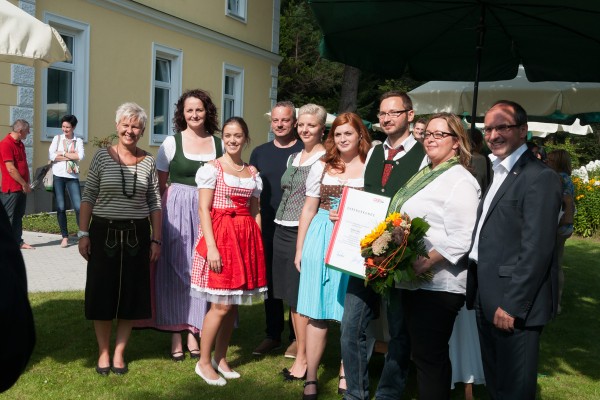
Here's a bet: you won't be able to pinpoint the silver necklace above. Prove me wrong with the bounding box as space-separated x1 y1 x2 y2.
223 155 245 172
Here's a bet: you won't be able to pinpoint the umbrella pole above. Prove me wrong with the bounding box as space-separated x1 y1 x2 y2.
471 5 486 134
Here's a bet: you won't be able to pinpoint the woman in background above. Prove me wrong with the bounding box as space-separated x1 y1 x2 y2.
48 115 84 248
547 149 575 314
295 113 372 399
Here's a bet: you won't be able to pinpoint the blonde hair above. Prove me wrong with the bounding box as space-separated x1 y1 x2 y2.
115 102 147 131
298 103 327 127
427 112 472 167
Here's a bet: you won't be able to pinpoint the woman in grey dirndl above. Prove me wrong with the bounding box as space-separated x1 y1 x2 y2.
272 104 326 381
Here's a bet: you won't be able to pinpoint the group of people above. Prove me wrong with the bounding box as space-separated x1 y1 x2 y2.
0 87 569 400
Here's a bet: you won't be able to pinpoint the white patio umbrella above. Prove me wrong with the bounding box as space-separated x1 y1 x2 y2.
372 118 593 138
467 119 593 138
0 0 71 67
408 65 600 119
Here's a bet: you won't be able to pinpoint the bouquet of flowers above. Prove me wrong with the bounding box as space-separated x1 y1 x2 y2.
360 212 431 296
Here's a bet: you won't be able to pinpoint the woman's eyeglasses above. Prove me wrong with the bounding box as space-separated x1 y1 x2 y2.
423 131 457 140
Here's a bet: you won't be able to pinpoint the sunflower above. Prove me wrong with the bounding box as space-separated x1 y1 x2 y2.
360 220 388 248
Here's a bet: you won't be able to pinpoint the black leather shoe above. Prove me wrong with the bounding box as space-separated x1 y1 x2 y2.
111 363 129 375
95 365 110 376
303 380 318 400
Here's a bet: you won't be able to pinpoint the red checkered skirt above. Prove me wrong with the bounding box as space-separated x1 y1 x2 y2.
190 163 267 304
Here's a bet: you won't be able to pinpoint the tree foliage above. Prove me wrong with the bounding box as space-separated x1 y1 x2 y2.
277 0 344 112
277 0 423 120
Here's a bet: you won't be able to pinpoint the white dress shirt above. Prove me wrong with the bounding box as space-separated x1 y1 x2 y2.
469 143 528 262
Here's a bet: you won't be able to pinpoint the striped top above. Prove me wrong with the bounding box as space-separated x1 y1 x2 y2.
82 147 161 219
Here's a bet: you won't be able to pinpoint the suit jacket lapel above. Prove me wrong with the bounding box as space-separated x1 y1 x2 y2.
481 151 532 227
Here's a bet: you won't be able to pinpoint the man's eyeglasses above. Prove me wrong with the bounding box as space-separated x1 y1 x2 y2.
423 131 456 140
483 124 521 135
377 110 411 119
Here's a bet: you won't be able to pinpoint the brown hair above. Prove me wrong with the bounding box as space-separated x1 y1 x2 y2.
173 89 219 134
547 149 572 175
380 91 413 111
323 112 372 172
222 116 250 146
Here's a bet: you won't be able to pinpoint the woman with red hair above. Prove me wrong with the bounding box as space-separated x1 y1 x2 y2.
294 112 372 399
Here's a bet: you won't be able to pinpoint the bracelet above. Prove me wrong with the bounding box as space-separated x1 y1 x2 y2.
151 239 162 246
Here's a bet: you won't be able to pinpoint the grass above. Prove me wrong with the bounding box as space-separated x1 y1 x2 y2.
23 211 78 235
8 229 600 399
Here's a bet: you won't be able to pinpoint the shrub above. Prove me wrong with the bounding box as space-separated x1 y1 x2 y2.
572 160 600 237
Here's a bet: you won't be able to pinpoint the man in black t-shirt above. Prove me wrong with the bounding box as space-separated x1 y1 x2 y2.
250 101 303 357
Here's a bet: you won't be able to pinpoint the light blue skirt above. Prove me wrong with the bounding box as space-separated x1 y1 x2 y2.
296 208 348 321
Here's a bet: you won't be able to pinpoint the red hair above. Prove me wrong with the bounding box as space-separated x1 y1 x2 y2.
323 112 372 172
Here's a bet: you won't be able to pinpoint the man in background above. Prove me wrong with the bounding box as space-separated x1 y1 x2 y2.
412 117 427 143
0 119 34 249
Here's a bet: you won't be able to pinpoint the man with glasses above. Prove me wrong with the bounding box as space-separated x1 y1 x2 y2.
341 91 426 400
466 100 561 399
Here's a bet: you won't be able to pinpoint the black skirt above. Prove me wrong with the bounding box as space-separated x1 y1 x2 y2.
84 215 151 320
272 225 301 309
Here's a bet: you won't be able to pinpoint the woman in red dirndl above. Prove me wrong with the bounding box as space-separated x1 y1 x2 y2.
190 117 266 386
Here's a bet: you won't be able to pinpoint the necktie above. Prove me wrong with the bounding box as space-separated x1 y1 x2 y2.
381 145 403 186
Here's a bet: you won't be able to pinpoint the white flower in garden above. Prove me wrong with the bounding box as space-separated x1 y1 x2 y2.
587 160 600 179
572 166 589 183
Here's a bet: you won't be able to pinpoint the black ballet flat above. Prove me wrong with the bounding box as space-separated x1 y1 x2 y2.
188 348 200 359
171 350 185 362
284 370 307 381
95 365 110 376
303 380 318 400
111 363 129 375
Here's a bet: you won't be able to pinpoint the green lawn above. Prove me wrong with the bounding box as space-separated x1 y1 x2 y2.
2 238 599 399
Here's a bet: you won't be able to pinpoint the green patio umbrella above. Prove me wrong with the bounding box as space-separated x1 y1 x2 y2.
308 0 600 130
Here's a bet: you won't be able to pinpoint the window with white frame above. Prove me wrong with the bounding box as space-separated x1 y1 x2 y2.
222 64 244 122
226 0 247 22
150 44 182 144
42 14 89 141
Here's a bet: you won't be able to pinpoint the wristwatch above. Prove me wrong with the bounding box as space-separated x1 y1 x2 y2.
77 230 90 239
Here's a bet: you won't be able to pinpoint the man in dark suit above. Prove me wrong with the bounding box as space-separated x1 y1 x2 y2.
466 100 561 400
